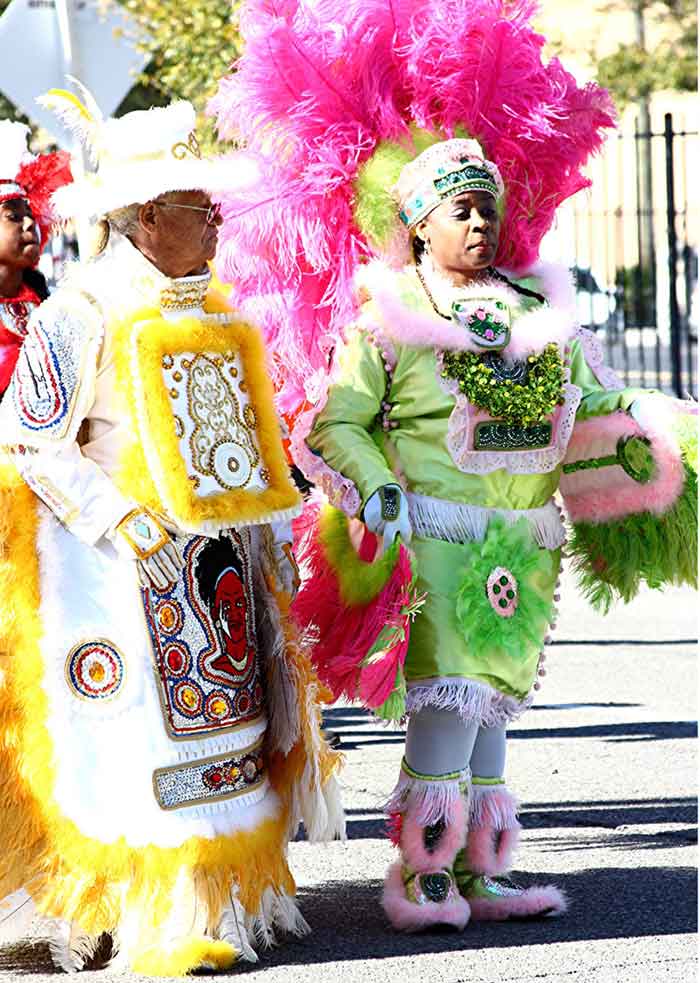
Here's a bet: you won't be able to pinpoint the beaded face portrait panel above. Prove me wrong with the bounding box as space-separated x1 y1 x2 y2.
143 528 264 740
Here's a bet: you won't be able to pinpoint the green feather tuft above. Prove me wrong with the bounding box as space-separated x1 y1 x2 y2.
353 127 444 248
569 453 698 613
373 665 407 721
454 518 555 662
318 504 402 606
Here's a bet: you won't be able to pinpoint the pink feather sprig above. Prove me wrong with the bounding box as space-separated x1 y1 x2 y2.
291 511 421 715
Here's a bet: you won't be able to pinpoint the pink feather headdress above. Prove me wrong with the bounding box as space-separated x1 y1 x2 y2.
209 0 616 413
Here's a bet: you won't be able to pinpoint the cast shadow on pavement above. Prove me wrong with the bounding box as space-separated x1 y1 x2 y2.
321 709 696 752
1 866 695 976
340 796 698 840
239 863 698 971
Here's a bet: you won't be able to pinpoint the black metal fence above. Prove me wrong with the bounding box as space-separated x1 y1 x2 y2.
567 112 697 399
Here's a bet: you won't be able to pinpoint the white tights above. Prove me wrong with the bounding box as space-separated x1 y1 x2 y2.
405 706 507 778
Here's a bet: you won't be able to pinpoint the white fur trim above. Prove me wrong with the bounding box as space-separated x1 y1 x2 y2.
408 492 566 550
52 153 260 221
405 677 532 727
0 120 33 179
383 765 471 826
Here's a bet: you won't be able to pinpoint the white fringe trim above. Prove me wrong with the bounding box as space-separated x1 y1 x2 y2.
383 766 471 826
469 783 519 830
407 492 567 550
245 885 310 950
405 677 532 727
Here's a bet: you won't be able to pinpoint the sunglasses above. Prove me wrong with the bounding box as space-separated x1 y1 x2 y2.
155 201 222 225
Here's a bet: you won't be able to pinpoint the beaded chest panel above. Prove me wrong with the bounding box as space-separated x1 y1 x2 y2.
143 528 265 740
130 312 300 531
163 349 267 496
8 308 91 438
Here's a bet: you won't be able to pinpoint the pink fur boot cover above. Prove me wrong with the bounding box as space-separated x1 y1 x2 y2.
468 883 567 921
465 788 567 919
382 798 470 932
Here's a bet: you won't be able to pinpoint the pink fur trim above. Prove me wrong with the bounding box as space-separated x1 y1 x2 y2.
382 862 471 932
468 884 567 921
359 261 577 356
401 797 467 871
466 826 520 877
470 784 520 830
561 407 685 523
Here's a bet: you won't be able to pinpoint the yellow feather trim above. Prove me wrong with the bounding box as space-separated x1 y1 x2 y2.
109 294 300 529
0 461 298 946
41 88 93 122
131 938 238 976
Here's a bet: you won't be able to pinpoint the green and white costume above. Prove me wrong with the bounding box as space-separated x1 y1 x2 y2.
302 258 645 725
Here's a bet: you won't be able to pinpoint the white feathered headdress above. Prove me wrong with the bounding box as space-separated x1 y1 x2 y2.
38 80 257 220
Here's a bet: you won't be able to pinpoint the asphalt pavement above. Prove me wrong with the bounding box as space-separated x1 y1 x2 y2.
1 562 697 982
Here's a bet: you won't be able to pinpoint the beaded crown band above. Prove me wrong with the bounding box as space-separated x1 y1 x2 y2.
395 138 504 229
400 163 501 227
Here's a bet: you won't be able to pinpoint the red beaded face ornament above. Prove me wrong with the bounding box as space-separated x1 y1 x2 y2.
213 567 250 670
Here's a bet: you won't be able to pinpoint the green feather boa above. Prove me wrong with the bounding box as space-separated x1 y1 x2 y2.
568 418 698 612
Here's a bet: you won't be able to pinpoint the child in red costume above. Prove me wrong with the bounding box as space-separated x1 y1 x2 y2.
0 120 72 396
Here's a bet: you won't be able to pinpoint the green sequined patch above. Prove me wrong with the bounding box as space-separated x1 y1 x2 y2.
474 420 553 450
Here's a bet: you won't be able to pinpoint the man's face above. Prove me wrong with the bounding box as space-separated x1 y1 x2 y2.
418 190 500 277
140 190 222 278
0 198 40 273
214 568 248 649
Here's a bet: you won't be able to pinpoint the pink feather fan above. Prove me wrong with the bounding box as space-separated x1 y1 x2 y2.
210 0 615 413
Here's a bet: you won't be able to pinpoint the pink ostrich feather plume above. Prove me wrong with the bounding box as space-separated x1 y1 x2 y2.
210 0 616 414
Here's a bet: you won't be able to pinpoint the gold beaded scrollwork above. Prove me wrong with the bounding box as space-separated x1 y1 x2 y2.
171 132 202 161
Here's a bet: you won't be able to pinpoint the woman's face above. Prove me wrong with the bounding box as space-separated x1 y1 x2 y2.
417 190 500 279
0 198 40 272
214 568 248 649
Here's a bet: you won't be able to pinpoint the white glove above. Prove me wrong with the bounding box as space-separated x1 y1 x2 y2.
269 519 301 598
107 507 184 591
362 484 412 556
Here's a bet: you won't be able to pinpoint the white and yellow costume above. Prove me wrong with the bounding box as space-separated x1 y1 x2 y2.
0 93 342 976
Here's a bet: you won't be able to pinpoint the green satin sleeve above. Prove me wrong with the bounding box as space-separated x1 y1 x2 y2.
306 328 397 510
570 338 648 419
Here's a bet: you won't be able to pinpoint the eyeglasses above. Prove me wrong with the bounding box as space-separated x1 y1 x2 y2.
154 201 222 225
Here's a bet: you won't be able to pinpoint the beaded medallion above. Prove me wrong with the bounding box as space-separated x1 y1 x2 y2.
65 639 125 701
143 528 264 740
451 298 511 351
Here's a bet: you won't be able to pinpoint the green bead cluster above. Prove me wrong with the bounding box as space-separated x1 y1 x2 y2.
441 343 566 427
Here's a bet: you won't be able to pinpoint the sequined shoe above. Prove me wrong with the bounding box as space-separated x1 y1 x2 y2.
454 824 566 920
382 799 471 932
454 867 566 920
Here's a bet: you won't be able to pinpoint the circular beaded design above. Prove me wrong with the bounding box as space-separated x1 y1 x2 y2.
486 566 519 618
65 640 125 701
